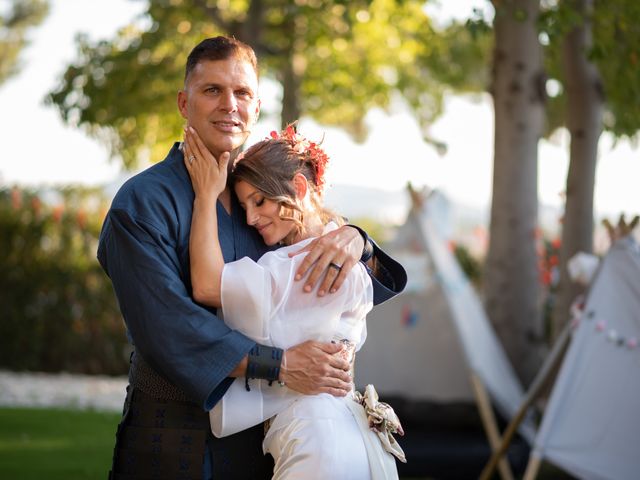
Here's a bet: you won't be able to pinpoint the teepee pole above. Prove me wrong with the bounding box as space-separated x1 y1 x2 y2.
479 323 572 480
469 373 514 480
522 455 542 480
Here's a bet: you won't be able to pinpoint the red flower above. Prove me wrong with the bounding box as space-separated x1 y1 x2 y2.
268 124 330 194
52 205 64 223
76 209 87 229
11 187 22 210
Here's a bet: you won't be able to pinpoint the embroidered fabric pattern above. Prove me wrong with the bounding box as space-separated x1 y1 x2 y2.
354 384 407 463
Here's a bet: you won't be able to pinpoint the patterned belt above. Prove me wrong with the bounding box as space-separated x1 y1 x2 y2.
110 352 210 480
129 351 193 402
110 387 209 480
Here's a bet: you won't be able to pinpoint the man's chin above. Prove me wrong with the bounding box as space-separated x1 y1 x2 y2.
209 134 247 155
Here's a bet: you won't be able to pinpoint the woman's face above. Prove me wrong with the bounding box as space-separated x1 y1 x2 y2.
234 180 295 245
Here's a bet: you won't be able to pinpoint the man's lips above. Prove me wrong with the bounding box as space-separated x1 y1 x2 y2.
211 120 242 132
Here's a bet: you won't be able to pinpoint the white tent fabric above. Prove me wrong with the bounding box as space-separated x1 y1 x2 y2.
355 190 535 441
530 237 640 480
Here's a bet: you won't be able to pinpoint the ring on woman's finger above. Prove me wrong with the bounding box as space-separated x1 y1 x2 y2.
328 262 342 271
188 155 196 164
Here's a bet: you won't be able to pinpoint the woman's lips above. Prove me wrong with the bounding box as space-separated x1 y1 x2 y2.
256 223 270 234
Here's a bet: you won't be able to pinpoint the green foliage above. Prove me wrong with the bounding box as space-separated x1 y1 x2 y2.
0 407 120 480
346 216 394 245
398 17 492 149
539 0 640 139
453 243 483 287
0 0 48 84
47 0 455 168
591 0 640 138
0 187 128 375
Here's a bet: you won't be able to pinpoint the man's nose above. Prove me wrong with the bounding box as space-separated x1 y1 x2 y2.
219 90 238 113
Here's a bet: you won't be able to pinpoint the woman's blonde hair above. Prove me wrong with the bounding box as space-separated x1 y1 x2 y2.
231 138 342 244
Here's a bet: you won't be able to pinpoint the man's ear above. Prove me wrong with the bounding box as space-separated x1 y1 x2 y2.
177 90 188 120
292 173 308 200
254 98 261 122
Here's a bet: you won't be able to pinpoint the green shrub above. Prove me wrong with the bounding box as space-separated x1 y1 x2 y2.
0 187 128 375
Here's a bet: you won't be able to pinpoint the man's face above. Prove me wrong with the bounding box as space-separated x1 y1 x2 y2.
178 58 260 158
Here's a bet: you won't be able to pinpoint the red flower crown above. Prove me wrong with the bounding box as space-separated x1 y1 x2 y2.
269 124 330 194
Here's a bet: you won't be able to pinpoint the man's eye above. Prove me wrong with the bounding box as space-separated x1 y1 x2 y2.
256 198 264 207
206 87 220 94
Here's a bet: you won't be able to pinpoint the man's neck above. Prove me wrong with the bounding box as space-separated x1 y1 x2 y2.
218 188 232 214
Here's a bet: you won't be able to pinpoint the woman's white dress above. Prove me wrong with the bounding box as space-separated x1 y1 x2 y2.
209 223 399 479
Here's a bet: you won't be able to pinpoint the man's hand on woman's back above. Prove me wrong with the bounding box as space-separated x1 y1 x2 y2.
280 340 353 396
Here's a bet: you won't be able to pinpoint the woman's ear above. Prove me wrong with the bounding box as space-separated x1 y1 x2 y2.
292 173 308 200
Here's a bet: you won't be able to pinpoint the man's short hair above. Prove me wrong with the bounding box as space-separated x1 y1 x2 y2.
185 36 258 82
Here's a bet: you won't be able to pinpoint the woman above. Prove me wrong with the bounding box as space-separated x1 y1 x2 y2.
183 125 404 479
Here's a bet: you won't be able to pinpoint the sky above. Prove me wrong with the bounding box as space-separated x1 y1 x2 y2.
1 0 639 226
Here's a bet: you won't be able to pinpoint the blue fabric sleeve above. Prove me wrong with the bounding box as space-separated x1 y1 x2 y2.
368 239 408 305
98 208 255 411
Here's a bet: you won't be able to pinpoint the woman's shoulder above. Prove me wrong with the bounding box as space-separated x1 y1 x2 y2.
257 221 340 264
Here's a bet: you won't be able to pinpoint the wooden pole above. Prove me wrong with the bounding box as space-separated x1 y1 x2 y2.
522 455 543 480
478 324 572 480
469 373 514 480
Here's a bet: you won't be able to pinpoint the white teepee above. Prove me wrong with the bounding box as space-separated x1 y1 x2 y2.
525 236 640 480
355 187 535 442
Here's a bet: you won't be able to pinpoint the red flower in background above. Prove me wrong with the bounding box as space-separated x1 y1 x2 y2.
52 205 64 223
11 187 22 210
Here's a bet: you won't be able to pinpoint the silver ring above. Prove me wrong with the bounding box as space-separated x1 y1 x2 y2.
328 262 342 271
188 155 195 164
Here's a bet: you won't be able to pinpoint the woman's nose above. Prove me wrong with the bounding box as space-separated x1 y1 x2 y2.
246 209 258 225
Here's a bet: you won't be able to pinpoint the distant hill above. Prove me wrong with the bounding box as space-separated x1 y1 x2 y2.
325 183 491 229
323 184 410 225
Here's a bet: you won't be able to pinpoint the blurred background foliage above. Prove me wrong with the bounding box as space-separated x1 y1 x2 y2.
45 0 490 168
0 187 129 375
0 0 48 83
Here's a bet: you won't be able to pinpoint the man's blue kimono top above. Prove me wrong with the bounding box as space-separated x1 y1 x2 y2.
97 143 406 411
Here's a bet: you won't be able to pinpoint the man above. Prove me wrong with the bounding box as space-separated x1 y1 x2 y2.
98 36 405 479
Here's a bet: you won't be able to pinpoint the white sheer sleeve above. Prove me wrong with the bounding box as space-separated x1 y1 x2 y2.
210 238 374 438
219 256 273 345
211 254 293 438
268 255 373 350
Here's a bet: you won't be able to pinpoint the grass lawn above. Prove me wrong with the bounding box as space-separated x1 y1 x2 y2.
0 407 120 480
0 407 576 480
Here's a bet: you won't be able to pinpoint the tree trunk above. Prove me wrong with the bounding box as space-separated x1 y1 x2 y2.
281 58 302 127
240 0 264 54
551 0 604 339
484 0 546 385
280 12 302 128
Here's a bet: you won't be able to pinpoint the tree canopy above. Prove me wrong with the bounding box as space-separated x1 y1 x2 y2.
0 0 48 84
47 0 485 169
539 0 640 140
